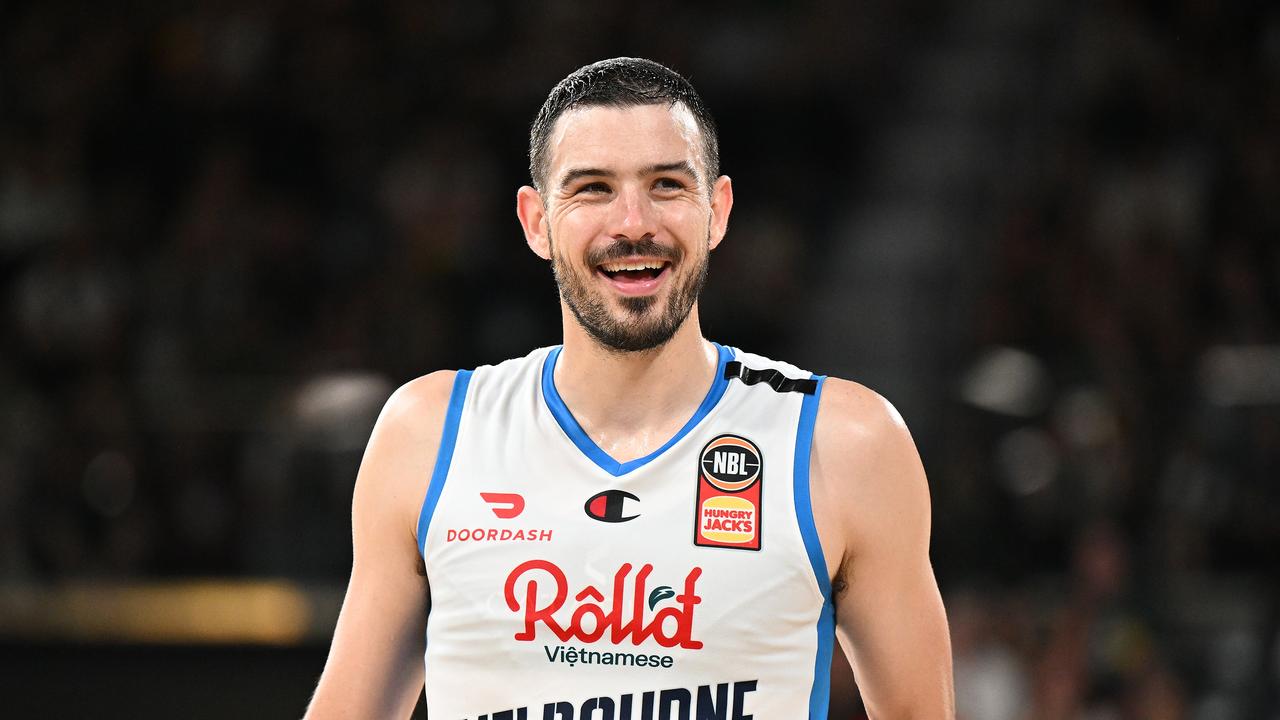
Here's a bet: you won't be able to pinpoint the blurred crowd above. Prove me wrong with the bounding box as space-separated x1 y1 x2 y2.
1 0 1277 717
932 2 1280 718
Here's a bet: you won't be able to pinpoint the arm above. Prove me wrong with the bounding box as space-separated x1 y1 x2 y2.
811 378 955 719
304 370 456 719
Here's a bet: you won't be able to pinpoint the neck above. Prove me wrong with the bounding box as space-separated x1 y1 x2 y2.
554 306 719 463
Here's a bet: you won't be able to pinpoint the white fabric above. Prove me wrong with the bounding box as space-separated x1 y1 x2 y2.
419 345 827 719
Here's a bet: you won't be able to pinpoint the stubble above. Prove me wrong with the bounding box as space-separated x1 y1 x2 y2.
550 232 709 353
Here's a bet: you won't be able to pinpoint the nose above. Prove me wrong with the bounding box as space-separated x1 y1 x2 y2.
608 183 658 241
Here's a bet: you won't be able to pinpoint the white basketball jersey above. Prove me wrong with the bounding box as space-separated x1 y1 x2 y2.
417 343 833 720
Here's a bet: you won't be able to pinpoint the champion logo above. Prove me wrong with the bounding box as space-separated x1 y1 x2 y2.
481 492 525 519
584 489 640 523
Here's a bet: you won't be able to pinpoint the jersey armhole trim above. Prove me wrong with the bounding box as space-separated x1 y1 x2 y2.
793 374 833 720
416 369 473 557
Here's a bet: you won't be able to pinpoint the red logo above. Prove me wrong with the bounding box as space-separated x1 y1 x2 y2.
503 560 703 649
695 434 763 550
445 527 552 543
584 489 640 523
481 492 525 519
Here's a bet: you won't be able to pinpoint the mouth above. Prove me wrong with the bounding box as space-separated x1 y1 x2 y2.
595 258 672 296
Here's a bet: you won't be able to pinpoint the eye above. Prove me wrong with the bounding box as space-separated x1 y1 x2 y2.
653 177 686 192
577 181 611 195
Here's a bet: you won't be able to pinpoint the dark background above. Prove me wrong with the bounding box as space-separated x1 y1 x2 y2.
2 0 1278 717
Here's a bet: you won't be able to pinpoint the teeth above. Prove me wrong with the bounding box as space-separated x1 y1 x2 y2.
600 261 666 272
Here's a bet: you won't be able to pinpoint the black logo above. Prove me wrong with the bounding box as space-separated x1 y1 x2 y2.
699 435 762 493
584 489 640 523
647 586 674 610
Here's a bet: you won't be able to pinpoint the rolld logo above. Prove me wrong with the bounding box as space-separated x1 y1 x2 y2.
504 559 703 649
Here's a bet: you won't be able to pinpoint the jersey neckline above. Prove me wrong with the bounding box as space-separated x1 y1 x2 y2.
540 342 735 477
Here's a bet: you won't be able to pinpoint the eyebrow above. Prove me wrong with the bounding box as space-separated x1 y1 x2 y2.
642 161 698 179
557 160 700 191
558 167 613 190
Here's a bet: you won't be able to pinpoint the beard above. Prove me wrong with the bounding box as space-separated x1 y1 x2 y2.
550 232 709 353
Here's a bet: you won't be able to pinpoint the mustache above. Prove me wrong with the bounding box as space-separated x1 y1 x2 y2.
585 237 682 267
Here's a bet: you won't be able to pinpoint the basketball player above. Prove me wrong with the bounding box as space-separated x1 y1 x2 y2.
305 58 954 719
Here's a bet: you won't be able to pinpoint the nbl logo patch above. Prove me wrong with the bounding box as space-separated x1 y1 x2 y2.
694 434 763 551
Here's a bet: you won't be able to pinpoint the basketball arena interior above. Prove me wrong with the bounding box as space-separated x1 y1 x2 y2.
1 1 1277 717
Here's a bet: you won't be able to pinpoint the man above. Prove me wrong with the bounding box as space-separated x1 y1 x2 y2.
306 58 954 719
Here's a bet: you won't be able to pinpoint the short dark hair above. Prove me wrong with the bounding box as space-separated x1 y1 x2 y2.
528 57 720 193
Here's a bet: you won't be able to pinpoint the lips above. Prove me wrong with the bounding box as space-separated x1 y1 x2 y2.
595 258 672 296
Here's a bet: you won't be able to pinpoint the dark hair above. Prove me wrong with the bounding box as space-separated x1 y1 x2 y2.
528 57 720 193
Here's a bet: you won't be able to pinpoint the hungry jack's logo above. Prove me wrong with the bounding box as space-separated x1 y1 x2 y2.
694 434 763 550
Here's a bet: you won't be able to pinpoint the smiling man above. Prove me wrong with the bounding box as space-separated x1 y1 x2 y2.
305 58 954 719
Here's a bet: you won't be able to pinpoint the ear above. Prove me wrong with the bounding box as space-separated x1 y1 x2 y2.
516 185 551 260
707 175 734 251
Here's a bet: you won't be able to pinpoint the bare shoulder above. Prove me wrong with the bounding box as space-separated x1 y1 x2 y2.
811 379 954 717
810 377 932 566
306 372 458 719
353 370 459 543
377 370 459 442
812 377 915 462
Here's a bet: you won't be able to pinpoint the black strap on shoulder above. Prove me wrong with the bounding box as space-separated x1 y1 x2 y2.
724 361 818 395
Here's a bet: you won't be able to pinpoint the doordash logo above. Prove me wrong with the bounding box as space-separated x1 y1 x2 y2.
481 492 525 519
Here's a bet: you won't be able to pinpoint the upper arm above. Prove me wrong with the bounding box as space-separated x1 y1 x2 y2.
810 378 955 719
305 370 457 720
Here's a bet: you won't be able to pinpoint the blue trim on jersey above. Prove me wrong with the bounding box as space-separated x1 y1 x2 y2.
794 375 833 720
416 370 473 555
540 343 734 477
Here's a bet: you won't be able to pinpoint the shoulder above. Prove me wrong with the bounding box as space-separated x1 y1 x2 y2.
363 369 459 483
377 370 459 442
375 345 550 442
810 377 931 554
352 370 459 540
813 377 912 454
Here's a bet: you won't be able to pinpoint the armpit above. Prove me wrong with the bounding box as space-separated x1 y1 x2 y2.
832 554 850 599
